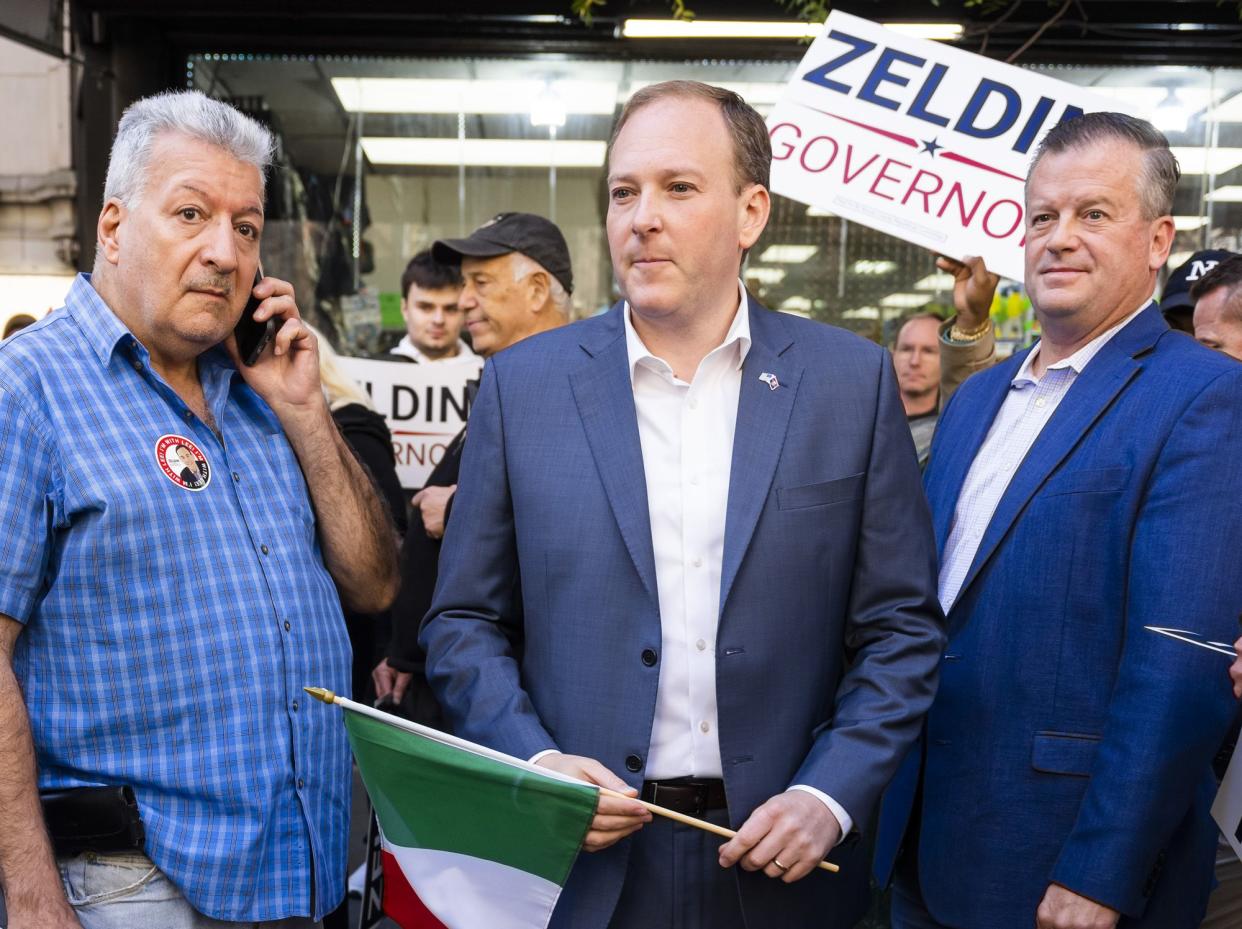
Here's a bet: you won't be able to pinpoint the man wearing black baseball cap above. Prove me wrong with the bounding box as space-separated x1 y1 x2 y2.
372 211 572 709
1159 248 1233 332
432 211 574 357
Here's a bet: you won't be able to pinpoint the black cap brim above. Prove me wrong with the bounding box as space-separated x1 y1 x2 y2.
432 235 514 265
1159 293 1194 314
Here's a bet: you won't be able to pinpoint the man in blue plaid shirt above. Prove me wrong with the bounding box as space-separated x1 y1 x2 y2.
0 91 399 928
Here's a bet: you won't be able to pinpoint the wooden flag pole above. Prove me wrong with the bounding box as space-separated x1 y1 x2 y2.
598 787 840 874
305 687 840 875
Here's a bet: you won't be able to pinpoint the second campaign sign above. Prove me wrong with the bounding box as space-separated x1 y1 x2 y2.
768 12 1132 282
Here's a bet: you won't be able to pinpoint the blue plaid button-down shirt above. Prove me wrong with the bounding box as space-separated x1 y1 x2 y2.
0 275 352 921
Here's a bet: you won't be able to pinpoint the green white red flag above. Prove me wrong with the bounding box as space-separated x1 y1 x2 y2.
337 698 598 929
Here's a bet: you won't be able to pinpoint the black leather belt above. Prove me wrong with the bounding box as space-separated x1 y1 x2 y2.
641 777 727 817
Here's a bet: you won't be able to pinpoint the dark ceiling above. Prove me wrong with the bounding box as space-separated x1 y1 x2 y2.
69 0 1242 67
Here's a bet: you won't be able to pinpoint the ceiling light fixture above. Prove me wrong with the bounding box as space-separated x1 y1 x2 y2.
361 137 607 168
758 244 819 263
621 19 962 41
914 272 957 291
880 293 932 308
1205 185 1242 203
851 259 897 275
1152 88 1190 134
333 78 618 115
1169 147 1242 176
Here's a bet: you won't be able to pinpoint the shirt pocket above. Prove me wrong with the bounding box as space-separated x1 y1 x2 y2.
1041 466 1130 498
776 472 865 511
1031 730 1101 777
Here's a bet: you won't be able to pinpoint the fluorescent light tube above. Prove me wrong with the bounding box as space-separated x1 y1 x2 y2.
334 78 618 115
361 137 607 168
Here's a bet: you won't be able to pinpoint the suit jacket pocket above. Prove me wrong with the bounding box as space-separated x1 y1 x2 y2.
1041 466 1130 497
1031 731 1101 777
776 472 865 511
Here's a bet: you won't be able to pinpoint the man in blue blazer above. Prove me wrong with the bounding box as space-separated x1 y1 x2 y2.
422 81 945 929
876 113 1242 929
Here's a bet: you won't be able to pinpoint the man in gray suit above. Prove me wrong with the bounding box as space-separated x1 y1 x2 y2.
421 80 944 929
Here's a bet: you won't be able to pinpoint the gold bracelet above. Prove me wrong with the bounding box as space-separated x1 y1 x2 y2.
948 317 992 342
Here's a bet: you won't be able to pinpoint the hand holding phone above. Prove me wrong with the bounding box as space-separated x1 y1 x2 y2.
234 268 276 366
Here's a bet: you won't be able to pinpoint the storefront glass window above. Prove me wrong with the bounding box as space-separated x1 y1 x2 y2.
189 53 1242 351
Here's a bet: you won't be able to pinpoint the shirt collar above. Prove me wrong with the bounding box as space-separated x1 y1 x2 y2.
392 335 478 363
65 272 238 377
1013 297 1153 388
623 279 752 386
64 273 146 368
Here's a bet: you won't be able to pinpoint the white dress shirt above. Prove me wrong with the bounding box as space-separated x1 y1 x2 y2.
939 302 1149 613
624 282 852 837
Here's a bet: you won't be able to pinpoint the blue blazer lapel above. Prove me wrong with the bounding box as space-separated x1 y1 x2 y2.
720 298 802 614
927 362 1017 554
950 305 1165 613
568 305 660 610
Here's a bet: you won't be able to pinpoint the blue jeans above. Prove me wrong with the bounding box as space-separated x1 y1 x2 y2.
58 852 321 929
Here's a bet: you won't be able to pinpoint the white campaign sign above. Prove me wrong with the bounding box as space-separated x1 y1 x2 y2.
338 356 481 490
767 12 1134 282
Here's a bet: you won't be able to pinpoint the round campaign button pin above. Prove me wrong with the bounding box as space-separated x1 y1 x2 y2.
155 434 212 492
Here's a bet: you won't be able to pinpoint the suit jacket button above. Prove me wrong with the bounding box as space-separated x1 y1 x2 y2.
641 648 658 667
625 754 643 772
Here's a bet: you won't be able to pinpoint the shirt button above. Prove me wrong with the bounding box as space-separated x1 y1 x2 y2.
132 361 143 372
292 701 299 712
693 558 703 568
260 544 270 555
688 398 698 410
297 778 304 789
699 721 711 733
696 638 707 652
232 472 240 483
283 620 291 632
1035 397 1047 408
184 409 194 420
689 475 699 486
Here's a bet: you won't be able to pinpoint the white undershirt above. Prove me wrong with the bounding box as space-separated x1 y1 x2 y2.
625 281 851 837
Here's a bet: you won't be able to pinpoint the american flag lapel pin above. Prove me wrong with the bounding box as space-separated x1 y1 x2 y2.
759 372 780 391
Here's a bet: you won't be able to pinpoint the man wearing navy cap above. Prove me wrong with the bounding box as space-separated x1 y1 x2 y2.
1159 248 1233 332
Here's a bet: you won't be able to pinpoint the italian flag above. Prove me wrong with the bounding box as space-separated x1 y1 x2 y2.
337 696 599 929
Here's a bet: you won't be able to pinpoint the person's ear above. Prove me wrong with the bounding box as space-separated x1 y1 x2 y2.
1148 215 1175 271
526 269 551 313
97 198 126 266
738 183 771 252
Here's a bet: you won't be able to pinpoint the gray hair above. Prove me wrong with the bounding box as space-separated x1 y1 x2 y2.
104 90 275 207
1029 111 1180 219
511 252 572 312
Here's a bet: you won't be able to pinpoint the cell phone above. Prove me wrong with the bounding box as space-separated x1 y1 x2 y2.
234 267 276 366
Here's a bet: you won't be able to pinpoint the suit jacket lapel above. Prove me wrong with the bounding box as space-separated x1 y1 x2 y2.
569 307 660 610
720 299 801 614
928 366 1016 554
949 305 1163 611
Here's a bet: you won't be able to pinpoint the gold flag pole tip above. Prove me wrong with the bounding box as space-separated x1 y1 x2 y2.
304 687 337 703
